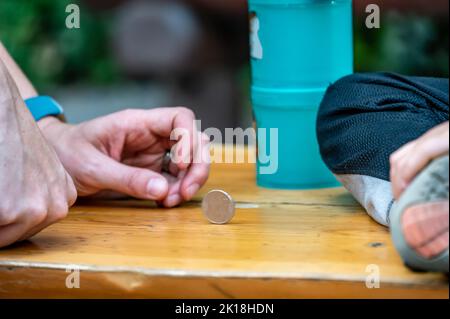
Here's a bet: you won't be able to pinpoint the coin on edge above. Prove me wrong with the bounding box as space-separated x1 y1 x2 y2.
201 190 236 225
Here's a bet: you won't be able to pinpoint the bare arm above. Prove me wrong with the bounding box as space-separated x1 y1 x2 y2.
0 58 77 248
0 42 60 130
0 42 38 100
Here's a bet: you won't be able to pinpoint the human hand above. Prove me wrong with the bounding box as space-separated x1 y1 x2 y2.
0 63 77 248
390 121 449 199
39 108 210 207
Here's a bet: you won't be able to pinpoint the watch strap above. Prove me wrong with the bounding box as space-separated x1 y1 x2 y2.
24 96 65 122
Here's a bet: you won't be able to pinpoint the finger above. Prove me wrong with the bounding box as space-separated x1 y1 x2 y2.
19 209 66 242
390 142 414 181
18 218 55 242
0 223 30 248
392 123 449 194
101 164 183 204
101 107 198 171
145 107 197 170
390 141 415 167
65 172 78 207
92 152 169 200
390 141 417 199
122 152 180 176
159 171 185 208
168 159 181 177
400 138 448 188
18 194 71 242
181 133 211 201
1 206 48 246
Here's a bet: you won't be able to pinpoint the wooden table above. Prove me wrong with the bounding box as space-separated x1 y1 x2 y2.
0 146 448 299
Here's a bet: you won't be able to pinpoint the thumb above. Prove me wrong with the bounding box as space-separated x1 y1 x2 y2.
93 153 169 200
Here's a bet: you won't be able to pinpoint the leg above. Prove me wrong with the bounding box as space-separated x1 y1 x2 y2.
317 72 449 271
317 72 449 183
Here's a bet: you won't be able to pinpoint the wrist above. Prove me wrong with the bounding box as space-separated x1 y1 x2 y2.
38 116 72 144
37 115 61 128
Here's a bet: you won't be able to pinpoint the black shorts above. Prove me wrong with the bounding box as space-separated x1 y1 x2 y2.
317 72 449 181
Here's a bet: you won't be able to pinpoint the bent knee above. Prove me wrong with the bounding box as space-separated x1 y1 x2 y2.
317 72 401 137
317 74 370 144
318 73 383 118
316 73 394 173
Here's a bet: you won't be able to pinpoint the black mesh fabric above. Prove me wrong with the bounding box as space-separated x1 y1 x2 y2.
317 72 449 181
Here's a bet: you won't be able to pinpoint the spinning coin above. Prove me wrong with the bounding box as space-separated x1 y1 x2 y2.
201 190 235 224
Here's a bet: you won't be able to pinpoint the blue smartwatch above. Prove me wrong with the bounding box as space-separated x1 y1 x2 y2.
24 96 65 122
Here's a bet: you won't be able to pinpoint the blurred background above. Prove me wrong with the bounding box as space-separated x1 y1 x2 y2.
0 0 448 130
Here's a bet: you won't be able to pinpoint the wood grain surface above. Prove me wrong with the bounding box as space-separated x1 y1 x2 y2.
0 145 448 298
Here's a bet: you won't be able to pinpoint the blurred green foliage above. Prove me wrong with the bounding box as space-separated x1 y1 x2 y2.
0 0 120 90
354 13 449 77
0 0 448 91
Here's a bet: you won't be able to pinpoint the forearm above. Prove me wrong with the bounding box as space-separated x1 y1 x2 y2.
0 58 36 150
0 58 21 127
0 42 38 100
0 50 77 247
0 42 65 130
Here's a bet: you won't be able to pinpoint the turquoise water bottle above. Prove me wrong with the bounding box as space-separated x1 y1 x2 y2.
249 0 354 189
